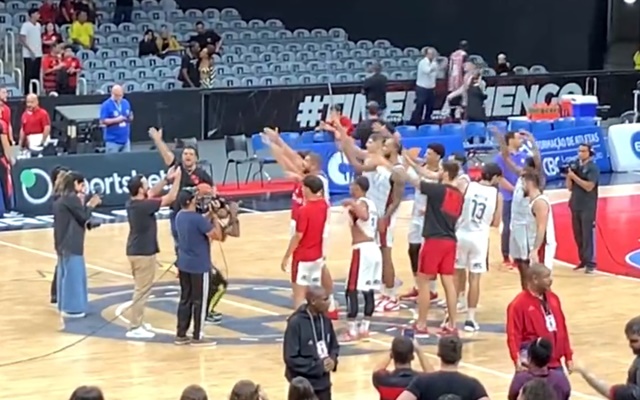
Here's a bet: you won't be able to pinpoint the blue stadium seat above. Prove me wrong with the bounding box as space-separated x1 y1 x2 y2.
77 50 95 61
386 48 402 58
116 48 135 58
280 75 298 85
0 13 12 25
124 57 144 68
97 49 115 59
396 125 418 137
531 120 553 134
241 77 257 86
133 68 151 80
464 122 487 144
398 57 414 69
417 124 440 136
132 10 147 21
321 42 339 51
203 8 220 20
441 123 464 136
508 119 531 132
222 77 241 87
329 28 347 40
13 12 28 25
248 19 265 29
553 118 575 130
0 75 16 85
350 49 367 59
280 132 300 146
259 76 277 86
113 69 133 81
369 48 384 58
100 82 114 93
317 74 332 83
239 31 257 41
185 9 203 19
84 59 103 69
164 55 181 67
230 20 247 30
390 71 408 80
486 120 508 134
154 67 172 78
299 74 317 84
93 34 106 46
107 33 125 45
93 70 113 81
168 9 184 20
143 56 162 68
221 8 242 21
265 19 284 29
104 58 124 69
7 1 26 10
403 48 420 57
575 117 597 127
335 73 353 83
120 22 136 32
141 81 159 91
174 21 191 31
149 10 165 21
162 79 180 90
303 43 320 53
380 58 397 69
123 81 142 92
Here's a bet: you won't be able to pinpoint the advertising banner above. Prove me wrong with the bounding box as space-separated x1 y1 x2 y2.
606 123 640 172
12 151 168 215
533 126 611 181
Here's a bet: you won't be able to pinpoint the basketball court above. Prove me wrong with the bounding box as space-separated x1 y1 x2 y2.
1 183 639 399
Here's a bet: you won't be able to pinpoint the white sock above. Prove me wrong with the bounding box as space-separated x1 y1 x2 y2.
328 294 336 309
361 319 370 332
429 281 437 293
467 308 476 321
388 287 397 299
413 276 419 288
348 320 358 335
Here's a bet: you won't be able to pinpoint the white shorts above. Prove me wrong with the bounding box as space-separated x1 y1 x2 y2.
346 241 382 291
408 218 423 244
509 224 535 261
291 257 323 286
455 233 489 274
290 219 330 257
376 216 397 248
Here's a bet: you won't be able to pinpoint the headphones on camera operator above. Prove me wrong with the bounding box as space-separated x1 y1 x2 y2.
559 142 595 174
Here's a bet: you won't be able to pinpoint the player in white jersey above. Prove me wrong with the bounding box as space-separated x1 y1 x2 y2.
341 134 405 312
522 171 556 270
455 163 503 332
401 143 444 303
339 176 382 343
261 127 338 318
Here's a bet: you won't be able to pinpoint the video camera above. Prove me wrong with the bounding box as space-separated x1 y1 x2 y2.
559 159 580 175
182 186 229 215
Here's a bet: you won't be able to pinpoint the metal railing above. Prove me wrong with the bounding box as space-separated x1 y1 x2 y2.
28 79 41 95
0 59 4 77
77 77 88 95
3 31 16 71
13 67 22 92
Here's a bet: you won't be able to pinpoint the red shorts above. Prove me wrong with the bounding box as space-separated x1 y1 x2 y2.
418 238 456 276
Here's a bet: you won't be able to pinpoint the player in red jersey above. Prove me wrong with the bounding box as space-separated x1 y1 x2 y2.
281 175 329 307
0 87 13 146
394 156 464 337
262 128 338 316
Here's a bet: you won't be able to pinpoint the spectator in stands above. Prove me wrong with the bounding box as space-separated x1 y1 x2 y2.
317 105 354 137
495 53 512 75
288 377 317 400
20 8 43 95
180 384 208 400
229 380 268 400
57 0 75 26
69 385 104 400
372 336 432 400
69 11 95 51
138 29 160 57
411 47 437 125
363 62 388 115
448 40 468 100
20 94 51 150
465 71 487 123
157 25 182 57
190 21 222 55
179 42 201 88
100 85 133 153
74 0 96 23
62 45 82 94
39 0 57 25
42 22 62 54
198 47 216 89
42 44 64 94
114 0 133 24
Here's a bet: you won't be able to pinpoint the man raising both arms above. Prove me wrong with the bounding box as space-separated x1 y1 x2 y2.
281 175 329 308
454 163 503 332
522 171 556 270
341 134 405 312
339 176 382 343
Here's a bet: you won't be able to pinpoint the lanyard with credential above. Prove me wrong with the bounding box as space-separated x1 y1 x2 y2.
112 99 122 114
307 310 324 346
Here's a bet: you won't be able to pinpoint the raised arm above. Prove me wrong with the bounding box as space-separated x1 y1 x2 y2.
148 127 176 167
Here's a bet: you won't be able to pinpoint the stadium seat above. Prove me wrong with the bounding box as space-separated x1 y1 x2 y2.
464 122 487 144
508 119 531 132
280 132 300 146
513 66 529 75
553 118 575 130
396 125 418 137
530 120 553 134
441 123 464 136
417 124 440 136
486 120 508 134
575 117 597 127
104 58 124 69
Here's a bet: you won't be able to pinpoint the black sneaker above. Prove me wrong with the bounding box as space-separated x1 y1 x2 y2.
174 336 191 345
585 267 595 274
191 338 217 347
463 320 479 332
50 297 57 305
205 312 222 325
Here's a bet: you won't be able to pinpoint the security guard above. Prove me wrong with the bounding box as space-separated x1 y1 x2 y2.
566 143 599 273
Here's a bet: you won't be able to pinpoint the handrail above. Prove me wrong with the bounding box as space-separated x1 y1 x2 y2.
13 67 22 92
7 31 16 70
29 79 41 95
0 59 4 77
77 77 88 95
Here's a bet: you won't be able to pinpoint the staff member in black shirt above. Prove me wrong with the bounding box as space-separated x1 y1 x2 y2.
363 63 388 114
124 166 181 339
189 21 222 55
53 171 101 318
372 336 432 400
179 42 201 88
353 102 396 150
566 143 599 273
148 127 214 256
397 336 489 400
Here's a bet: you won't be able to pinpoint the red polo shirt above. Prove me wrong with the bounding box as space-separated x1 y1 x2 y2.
21 107 50 136
0 103 12 144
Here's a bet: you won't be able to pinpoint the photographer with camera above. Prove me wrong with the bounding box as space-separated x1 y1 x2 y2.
566 143 599 274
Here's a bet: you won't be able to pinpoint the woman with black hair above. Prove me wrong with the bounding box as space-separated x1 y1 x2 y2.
229 380 268 400
69 385 104 400
508 337 571 400
50 165 69 305
53 171 101 318
288 377 317 400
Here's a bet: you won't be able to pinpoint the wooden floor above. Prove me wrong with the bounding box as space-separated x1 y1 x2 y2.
0 185 638 400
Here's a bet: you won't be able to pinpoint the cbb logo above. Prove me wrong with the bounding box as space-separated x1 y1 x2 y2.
542 157 559 176
327 151 352 186
630 131 640 159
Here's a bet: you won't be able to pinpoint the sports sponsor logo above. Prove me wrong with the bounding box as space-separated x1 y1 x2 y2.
294 82 583 128
18 168 168 205
326 151 352 186
542 156 560 176
630 131 640 159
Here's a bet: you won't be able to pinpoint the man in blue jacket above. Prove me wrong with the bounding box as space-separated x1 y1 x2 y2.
99 84 133 153
283 286 339 400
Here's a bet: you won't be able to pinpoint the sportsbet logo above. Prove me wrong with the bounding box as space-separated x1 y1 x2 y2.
19 168 168 205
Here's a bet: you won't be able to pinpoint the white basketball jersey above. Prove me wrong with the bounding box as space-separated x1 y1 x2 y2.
530 194 556 247
350 197 378 240
511 177 534 227
457 182 498 237
364 164 403 218
317 173 330 203
408 167 438 219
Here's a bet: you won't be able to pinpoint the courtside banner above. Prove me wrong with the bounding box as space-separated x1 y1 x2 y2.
12 151 167 215
606 123 640 172
300 134 466 193
533 126 611 181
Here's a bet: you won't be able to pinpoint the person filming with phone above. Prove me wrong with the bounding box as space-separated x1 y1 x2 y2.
372 335 433 400
565 143 599 273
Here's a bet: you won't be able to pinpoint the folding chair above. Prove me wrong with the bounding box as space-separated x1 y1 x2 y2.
222 135 261 189
250 133 278 186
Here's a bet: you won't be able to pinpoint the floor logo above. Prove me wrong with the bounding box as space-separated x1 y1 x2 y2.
66 279 499 353
19 168 53 205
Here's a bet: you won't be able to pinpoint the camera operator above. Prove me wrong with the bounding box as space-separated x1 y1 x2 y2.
148 127 214 256
174 186 234 345
565 143 599 273
124 166 181 339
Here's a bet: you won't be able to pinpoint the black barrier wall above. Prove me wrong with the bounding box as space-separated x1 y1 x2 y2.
10 71 640 143
12 151 168 215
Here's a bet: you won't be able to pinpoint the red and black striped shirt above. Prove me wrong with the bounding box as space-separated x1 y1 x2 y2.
372 368 421 400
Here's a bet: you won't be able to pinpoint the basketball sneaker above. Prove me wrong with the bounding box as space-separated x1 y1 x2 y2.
338 331 359 344
412 324 430 338
206 312 222 325
376 297 400 313
438 326 458 336
503 256 515 268
174 336 191 345
463 320 480 332
126 326 155 339
399 287 419 301
358 329 370 342
191 338 218 347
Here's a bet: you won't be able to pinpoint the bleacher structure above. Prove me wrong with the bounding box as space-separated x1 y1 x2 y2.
0 0 548 97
